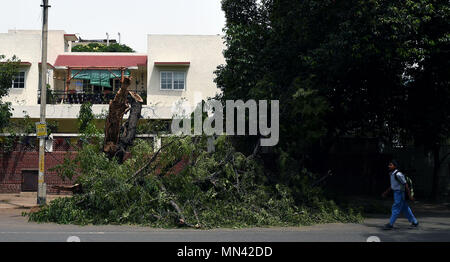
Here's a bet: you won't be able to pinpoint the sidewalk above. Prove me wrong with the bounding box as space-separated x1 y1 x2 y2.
0 193 68 211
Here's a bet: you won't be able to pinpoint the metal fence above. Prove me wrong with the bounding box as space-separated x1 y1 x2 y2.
38 90 147 105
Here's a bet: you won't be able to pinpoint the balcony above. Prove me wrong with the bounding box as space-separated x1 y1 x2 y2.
45 54 148 105
38 90 147 105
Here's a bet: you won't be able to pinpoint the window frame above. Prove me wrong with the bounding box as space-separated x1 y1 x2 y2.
160 70 186 91
12 71 26 89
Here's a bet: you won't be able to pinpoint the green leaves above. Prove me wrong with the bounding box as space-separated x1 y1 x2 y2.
0 103 12 133
72 43 135 53
49 152 78 181
0 55 20 98
216 0 450 175
0 55 20 132
28 135 362 227
76 102 103 148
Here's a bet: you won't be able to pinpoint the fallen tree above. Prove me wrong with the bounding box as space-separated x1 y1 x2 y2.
27 135 362 228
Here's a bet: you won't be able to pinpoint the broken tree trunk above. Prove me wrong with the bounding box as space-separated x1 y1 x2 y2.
103 77 130 159
116 91 143 163
103 77 143 162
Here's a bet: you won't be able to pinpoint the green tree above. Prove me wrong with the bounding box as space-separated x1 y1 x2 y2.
72 43 135 53
216 0 449 196
0 55 20 132
77 102 95 133
399 0 450 199
77 102 102 145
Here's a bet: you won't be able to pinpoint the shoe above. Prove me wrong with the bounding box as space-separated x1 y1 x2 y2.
383 223 394 230
409 222 419 228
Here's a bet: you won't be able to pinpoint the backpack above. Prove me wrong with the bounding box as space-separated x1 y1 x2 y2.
393 170 415 199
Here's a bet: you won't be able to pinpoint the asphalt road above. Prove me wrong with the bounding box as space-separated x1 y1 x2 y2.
0 208 449 242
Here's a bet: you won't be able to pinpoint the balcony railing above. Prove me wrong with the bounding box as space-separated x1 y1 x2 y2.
38 90 147 105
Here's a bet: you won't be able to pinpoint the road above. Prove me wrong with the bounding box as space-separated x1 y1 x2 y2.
0 207 449 242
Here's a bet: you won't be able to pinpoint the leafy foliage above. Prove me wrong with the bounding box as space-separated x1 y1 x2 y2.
137 119 171 135
77 102 95 133
72 43 135 53
216 0 450 194
0 103 12 133
0 55 20 132
400 1 450 147
47 103 100 181
0 112 59 152
28 136 362 227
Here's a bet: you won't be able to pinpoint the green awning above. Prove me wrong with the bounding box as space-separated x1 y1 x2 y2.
71 69 130 88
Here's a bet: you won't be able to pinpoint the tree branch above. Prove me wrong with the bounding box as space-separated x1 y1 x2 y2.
158 179 194 228
127 139 177 182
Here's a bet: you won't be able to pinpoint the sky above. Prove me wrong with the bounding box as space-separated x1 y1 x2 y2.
0 0 226 53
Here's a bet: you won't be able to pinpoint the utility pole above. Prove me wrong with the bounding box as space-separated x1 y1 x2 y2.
37 0 50 205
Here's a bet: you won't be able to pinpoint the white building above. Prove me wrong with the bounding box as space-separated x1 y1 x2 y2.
147 35 225 119
0 30 225 130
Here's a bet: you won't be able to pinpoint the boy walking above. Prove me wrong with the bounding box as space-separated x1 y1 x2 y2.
382 160 419 229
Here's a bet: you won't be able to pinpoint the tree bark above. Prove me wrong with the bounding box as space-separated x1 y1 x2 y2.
103 78 130 159
103 78 143 162
116 92 143 163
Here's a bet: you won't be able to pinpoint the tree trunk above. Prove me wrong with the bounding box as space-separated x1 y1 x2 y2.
103 78 143 162
116 92 143 163
432 145 441 201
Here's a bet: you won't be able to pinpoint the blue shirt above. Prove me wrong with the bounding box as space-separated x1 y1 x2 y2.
390 169 406 191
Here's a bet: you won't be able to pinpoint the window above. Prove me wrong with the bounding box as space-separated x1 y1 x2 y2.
12 72 25 89
173 72 185 90
161 72 173 90
160 71 185 90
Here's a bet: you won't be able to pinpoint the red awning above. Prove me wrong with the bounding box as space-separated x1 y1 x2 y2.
54 55 147 68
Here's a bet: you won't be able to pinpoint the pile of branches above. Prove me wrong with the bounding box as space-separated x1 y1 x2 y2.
28 136 362 228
